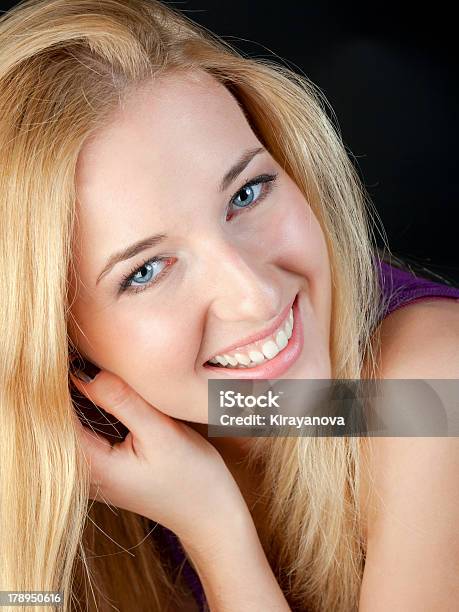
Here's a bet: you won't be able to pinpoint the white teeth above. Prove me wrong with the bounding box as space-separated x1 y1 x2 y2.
208 301 296 369
275 329 288 350
234 352 251 366
262 340 280 360
248 350 265 364
223 354 238 366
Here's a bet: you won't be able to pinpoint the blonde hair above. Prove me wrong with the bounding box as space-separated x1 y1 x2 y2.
0 0 390 609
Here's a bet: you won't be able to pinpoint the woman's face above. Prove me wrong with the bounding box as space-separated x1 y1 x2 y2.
69 69 332 423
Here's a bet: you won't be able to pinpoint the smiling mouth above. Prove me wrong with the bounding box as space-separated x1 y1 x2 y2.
204 296 296 369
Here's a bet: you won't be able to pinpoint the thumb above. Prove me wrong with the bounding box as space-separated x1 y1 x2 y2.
69 366 168 441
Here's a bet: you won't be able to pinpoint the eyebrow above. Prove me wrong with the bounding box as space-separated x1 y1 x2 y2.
219 145 266 192
96 145 266 286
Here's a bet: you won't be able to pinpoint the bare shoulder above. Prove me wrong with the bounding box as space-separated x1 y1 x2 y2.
358 298 459 610
360 298 459 512
373 297 459 378
359 434 459 610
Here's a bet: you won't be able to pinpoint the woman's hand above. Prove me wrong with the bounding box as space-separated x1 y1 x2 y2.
69 366 248 543
70 365 292 610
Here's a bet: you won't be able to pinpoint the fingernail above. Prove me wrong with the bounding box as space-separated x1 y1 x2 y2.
71 360 101 383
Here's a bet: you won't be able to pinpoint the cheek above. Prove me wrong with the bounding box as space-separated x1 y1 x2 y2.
112 308 207 419
120 310 196 371
264 187 332 339
69 297 208 420
262 187 329 277
71 301 200 380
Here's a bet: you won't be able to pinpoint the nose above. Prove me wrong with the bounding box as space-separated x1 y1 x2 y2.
203 239 283 323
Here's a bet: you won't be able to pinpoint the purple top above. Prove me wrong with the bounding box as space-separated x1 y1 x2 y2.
154 256 459 611
376 257 459 319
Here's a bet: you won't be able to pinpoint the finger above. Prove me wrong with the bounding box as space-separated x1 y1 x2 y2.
73 410 139 508
72 407 115 469
69 369 167 439
70 409 119 503
72 409 113 456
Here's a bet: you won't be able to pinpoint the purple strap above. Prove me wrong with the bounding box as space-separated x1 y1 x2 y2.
376 258 459 319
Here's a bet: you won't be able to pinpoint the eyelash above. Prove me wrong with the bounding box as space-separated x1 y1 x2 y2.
118 172 279 295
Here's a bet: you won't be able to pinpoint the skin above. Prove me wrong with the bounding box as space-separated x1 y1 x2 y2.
68 68 459 609
69 68 333 428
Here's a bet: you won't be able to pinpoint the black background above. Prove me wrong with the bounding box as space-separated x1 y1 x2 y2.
2 0 458 281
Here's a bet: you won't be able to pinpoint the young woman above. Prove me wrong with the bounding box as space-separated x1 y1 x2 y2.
1 0 458 610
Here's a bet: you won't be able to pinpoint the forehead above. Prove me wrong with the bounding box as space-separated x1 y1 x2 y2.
72 70 261 277
75 70 254 204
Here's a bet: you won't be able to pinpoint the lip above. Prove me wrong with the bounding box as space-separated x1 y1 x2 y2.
204 297 296 364
203 292 303 379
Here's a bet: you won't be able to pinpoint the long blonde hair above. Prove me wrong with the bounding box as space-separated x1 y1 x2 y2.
0 1 390 609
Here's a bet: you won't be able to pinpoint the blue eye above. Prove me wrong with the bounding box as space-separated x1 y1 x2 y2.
119 257 171 295
227 173 278 219
232 183 262 208
118 172 279 295
131 261 156 284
